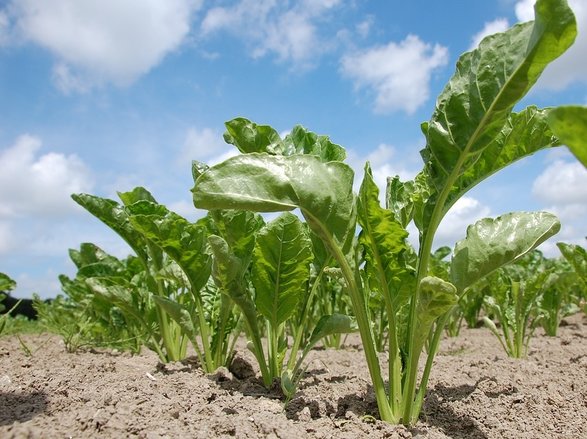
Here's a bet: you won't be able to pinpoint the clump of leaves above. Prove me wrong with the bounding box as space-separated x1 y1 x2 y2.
481 251 548 358
44 243 147 353
193 134 356 401
71 188 243 370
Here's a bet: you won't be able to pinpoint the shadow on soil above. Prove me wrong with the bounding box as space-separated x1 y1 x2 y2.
0 391 48 426
421 383 489 439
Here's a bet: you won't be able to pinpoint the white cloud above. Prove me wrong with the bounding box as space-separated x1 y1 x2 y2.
469 18 510 51
340 35 449 114
532 158 587 256
200 0 341 67
434 197 492 249
515 0 535 21
0 221 14 254
0 10 9 46
52 62 90 94
515 0 587 90
356 16 374 39
179 126 236 166
9 0 200 91
12 271 62 299
532 160 587 205
0 135 94 218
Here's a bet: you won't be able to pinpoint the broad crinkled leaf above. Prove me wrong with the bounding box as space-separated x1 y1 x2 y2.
223 117 282 154
118 187 157 206
85 278 149 324
358 163 414 311
208 210 264 264
69 243 108 268
127 201 212 293
283 125 347 162
443 107 559 213
548 105 587 168
385 177 416 229
387 171 431 232
252 212 313 325
77 262 126 280
557 242 587 280
419 0 575 228
451 211 560 292
193 153 356 251
306 313 356 349
72 193 149 262
207 235 257 323
192 160 210 181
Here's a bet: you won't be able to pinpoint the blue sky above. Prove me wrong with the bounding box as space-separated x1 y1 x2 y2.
1 0 586 299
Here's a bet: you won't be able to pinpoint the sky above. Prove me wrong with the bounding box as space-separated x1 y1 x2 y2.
1 0 586 299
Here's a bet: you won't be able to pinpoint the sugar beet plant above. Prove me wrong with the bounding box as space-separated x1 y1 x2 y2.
193 138 356 399
481 251 551 358
71 187 241 370
193 0 575 425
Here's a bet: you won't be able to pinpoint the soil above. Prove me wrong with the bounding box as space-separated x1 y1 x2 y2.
1 314 586 438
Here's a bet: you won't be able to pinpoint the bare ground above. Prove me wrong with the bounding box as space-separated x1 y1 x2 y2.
1 314 586 438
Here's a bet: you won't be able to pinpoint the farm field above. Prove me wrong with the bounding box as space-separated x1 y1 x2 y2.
1 312 586 439
1 1 587 437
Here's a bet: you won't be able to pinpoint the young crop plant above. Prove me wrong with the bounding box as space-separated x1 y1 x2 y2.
557 242 587 314
537 270 581 336
193 135 356 400
192 0 575 425
52 243 148 353
481 252 552 358
72 187 242 371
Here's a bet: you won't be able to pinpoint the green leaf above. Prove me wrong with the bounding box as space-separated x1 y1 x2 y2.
358 163 414 311
192 160 210 181
0 273 16 292
152 296 196 338
118 187 157 206
193 153 356 251
224 117 282 154
207 235 255 321
306 313 356 349
420 0 576 228
222 117 347 162
557 242 587 280
443 107 560 214
72 193 149 262
85 278 149 325
127 201 212 293
69 243 104 268
283 125 347 162
68 243 126 277
252 212 313 325
548 105 587 168
208 210 265 264
451 211 561 292
414 276 457 349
